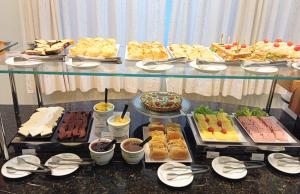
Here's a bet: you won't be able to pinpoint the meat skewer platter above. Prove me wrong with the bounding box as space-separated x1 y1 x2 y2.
51 111 93 143
234 107 298 144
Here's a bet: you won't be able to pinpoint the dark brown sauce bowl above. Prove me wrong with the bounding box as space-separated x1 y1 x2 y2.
89 138 115 165
121 138 144 164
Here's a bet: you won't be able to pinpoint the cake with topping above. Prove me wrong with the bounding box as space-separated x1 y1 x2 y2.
141 92 182 112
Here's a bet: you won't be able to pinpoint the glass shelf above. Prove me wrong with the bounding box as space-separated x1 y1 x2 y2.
0 46 300 80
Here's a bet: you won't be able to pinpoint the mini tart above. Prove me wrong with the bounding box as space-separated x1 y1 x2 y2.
141 92 182 112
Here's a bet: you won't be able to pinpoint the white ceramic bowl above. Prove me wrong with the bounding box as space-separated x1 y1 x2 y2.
120 138 144 164
93 102 115 131
89 138 115 165
93 102 114 116
107 114 130 142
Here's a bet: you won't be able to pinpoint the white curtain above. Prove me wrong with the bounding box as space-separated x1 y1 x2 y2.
20 0 300 97
56 0 167 94
168 0 300 99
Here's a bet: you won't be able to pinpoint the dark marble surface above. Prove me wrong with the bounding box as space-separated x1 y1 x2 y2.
0 101 300 194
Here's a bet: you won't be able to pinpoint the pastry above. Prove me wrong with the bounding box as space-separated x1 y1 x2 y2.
211 42 252 61
168 139 188 160
169 44 216 61
148 122 165 132
127 41 168 60
25 39 73 56
148 122 188 160
69 37 117 58
141 92 182 112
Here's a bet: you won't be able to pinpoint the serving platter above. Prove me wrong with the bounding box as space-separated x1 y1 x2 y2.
192 113 247 143
51 111 93 143
167 46 223 62
234 115 298 144
125 45 172 61
142 127 192 163
132 94 191 119
68 44 120 61
18 114 64 141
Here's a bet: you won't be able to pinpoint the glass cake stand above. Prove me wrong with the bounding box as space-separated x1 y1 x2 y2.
132 94 191 119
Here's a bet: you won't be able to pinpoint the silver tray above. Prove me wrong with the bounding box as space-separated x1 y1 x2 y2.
132 94 190 118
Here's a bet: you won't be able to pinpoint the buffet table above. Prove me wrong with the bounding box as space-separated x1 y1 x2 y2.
0 101 300 194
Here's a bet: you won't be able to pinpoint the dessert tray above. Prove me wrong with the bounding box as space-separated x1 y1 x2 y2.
132 93 190 118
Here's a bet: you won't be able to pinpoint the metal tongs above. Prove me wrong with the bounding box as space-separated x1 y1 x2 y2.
196 59 244 66
71 56 122 64
219 158 265 173
13 55 65 62
143 57 186 66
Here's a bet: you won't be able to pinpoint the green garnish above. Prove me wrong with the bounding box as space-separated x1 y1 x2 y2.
194 106 217 115
235 107 268 117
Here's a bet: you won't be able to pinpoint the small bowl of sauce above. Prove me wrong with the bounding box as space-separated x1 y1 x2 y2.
89 138 115 165
121 138 144 164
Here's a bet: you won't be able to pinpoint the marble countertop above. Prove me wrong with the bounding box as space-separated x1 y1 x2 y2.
1 101 300 193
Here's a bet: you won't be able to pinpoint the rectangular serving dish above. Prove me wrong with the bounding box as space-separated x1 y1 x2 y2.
192 113 247 143
143 127 192 163
68 44 120 60
234 114 298 144
125 45 172 61
167 46 223 62
17 114 64 141
51 111 93 143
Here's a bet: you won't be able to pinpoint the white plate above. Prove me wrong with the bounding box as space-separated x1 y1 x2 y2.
241 65 278 74
157 162 193 188
292 62 300 70
189 61 227 73
143 127 192 163
212 156 247 180
1 155 40 179
5 57 43 68
268 153 300 174
45 153 80 176
192 114 247 143
65 59 100 69
136 61 174 72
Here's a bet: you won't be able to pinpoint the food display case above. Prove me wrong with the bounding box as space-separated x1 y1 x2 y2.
0 40 300 192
